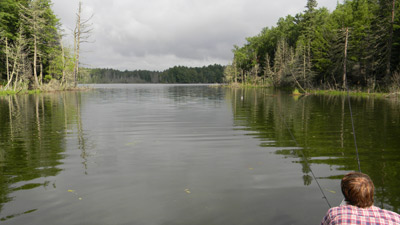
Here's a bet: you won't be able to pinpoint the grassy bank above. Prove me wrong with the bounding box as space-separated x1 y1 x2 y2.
309 90 398 99
0 89 41 96
226 83 400 99
0 86 91 96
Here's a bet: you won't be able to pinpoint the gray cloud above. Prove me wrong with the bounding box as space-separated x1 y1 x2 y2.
52 0 339 71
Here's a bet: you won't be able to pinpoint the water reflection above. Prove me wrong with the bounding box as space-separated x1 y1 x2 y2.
228 88 400 212
0 85 399 224
0 92 84 220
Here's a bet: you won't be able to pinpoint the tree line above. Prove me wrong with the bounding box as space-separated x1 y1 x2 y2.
225 0 399 92
0 0 90 92
0 0 224 89
80 68 161 83
80 64 225 84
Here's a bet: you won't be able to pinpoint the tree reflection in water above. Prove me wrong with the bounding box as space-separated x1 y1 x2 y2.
228 88 400 212
0 92 86 220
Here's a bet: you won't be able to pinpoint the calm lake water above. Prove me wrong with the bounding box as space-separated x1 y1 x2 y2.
0 84 399 224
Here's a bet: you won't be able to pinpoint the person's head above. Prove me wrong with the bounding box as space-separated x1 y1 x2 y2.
341 172 374 208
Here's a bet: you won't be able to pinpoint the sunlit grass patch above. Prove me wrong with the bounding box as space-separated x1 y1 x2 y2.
311 90 387 98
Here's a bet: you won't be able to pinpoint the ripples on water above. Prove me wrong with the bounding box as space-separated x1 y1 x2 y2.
0 84 399 224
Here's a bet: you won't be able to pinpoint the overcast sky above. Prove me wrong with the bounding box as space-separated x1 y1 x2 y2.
51 0 339 71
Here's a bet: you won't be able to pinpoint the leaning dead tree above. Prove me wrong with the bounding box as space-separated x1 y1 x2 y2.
73 1 93 87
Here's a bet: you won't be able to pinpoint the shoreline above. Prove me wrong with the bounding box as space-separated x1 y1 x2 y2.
0 86 92 96
224 83 400 99
2 83 399 100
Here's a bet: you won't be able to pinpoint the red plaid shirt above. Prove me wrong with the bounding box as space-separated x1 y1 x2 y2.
321 205 400 225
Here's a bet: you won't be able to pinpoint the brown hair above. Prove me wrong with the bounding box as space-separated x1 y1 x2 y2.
341 172 374 208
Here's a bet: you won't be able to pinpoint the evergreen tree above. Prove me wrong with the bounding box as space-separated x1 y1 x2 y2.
0 0 78 91
226 0 399 91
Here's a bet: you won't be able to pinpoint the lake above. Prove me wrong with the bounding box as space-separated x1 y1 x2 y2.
0 84 399 224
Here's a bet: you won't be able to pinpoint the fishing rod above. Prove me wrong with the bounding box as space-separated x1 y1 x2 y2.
279 102 332 208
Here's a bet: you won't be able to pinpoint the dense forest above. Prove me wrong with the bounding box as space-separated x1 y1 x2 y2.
0 0 88 92
81 64 225 84
225 0 399 92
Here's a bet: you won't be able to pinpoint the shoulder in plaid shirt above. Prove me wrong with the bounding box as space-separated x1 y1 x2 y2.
321 205 400 225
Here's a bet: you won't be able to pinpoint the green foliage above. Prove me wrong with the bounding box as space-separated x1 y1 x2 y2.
226 0 400 92
311 89 386 98
0 0 73 92
80 68 161 83
80 64 225 84
44 75 52 82
292 88 301 95
160 64 224 84
0 0 24 39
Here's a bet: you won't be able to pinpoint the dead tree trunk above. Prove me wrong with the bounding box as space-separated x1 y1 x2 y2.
60 35 66 86
386 0 396 77
33 32 39 87
73 1 93 87
73 2 81 87
6 37 10 83
343 27 349 89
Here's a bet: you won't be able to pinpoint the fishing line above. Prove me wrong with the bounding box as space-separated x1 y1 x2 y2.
279 106 332 208
343 27 361 172
345 80 361 172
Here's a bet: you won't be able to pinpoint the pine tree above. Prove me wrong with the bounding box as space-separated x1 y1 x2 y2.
19 0 46 87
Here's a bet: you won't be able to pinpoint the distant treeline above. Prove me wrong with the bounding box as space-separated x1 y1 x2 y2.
80 68 161 83
80 64 225 84
225 0 400 92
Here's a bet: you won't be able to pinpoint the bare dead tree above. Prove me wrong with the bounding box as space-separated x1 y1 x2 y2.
4 26 29 90
5 37 10 83
343 27 349 89
386 0 396 77
73 1 93 87
59 34 66 86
